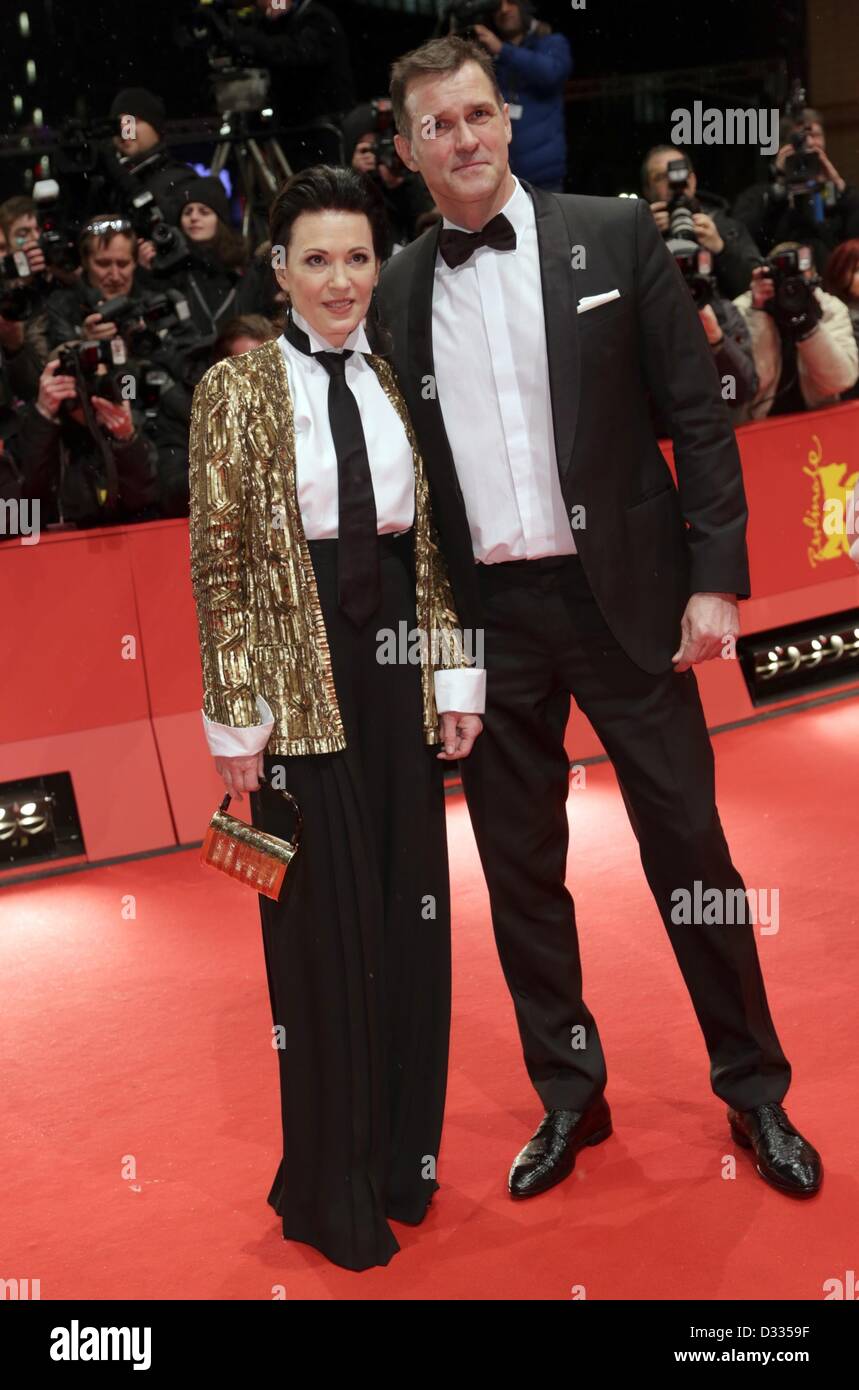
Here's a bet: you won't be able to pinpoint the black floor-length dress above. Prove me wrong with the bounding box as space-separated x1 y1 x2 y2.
248 527 452 1272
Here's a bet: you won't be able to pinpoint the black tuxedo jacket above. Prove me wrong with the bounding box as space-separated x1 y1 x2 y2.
373 181 751 675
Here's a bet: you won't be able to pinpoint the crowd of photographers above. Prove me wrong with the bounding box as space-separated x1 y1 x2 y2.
1 0 858 537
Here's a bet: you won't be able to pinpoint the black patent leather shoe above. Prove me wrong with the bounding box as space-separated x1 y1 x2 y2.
728 1102 822 1197
508 1098 613 1199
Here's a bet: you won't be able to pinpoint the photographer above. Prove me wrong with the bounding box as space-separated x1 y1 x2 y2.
642 145 761 299
108 87 198 223
152 175 247 338
733 108 859 275
16 350 160 529
458 1 572 192
214 0 355 123
43 214 153 351
0 194 76 394
732 241 858 420
342 101 435 255
0 348 30 520
649 240 757 438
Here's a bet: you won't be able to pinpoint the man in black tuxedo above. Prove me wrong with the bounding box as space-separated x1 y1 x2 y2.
374 36 822 1200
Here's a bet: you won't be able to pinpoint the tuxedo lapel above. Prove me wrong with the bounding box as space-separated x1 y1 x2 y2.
519 180 581 490
405 221 466 510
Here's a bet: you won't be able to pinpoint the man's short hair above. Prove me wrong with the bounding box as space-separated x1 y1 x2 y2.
640 144 694 194
389 35 505 141
0 195 36 241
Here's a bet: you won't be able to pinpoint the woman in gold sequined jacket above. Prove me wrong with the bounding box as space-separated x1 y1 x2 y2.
188 166 485 1274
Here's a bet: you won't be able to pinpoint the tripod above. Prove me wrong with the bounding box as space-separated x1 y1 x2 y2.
206 68 345 247
208 105 294 247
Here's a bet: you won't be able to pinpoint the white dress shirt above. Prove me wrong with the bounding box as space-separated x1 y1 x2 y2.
201 308 485 758
432 175 577 564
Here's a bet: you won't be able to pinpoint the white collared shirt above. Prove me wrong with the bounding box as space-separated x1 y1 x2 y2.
283 306 416 540
201 307 485 757
432 175 576 563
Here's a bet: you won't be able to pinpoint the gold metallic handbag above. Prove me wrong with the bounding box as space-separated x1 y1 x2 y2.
201 786 303 900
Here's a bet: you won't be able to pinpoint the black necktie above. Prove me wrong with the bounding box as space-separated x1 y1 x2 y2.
283 313 380 627
438 211 517 269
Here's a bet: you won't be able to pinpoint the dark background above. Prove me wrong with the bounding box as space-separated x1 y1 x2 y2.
0 0 813 204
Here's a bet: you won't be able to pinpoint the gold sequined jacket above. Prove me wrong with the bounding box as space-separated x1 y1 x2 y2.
188 336 475 755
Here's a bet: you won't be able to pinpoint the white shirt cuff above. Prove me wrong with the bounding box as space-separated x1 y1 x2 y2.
433 666 486 715
202 694 275 756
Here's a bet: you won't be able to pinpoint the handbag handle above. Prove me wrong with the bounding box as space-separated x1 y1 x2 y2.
219 785 303 847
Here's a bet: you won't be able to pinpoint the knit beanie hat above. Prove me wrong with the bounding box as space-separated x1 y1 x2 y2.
170 174 232 227
109 87 167 137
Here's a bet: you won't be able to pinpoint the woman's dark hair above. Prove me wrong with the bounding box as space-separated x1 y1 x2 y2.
203 216 250 272
822 239 859 302
268 163 388 262
267 164 392 351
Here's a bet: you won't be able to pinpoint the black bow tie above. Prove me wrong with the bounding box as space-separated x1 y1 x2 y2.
438 212 517 269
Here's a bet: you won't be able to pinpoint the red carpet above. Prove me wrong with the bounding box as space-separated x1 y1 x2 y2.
3 697 856 1300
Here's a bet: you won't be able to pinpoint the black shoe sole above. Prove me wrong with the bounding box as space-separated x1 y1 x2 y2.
729 1120 822 1198
508 1121 613 1199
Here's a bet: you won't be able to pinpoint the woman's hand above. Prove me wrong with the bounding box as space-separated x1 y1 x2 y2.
214 750 266 800
436 712 483 761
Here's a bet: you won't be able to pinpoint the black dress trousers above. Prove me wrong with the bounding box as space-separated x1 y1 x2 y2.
248 529 451 1272
458 552 792 1115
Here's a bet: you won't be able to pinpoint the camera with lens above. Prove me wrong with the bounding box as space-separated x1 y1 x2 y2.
780 127 823 197
53 116 122 177
95 289 193 357
369 98 408 179
444 0 499 38
672 245 716 308
663 158 701 242
0 251 40 321
56 339 128 414
123 191 191 274
758 245 821 340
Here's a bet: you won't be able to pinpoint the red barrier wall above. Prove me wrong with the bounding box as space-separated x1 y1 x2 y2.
2 403 858 876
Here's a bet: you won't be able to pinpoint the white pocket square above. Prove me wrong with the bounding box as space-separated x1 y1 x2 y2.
577 289 621 314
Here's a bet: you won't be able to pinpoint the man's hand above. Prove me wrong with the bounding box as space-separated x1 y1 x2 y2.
36 357 78 419
83 312 118 341
672 592 739 671
648 200 670 234
698 304 724 346
471 23 503 55
92 395 134 440
815 148 845 193
690 211 724 255
750 264 775 310
436 711 483 760
24 244 46 276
